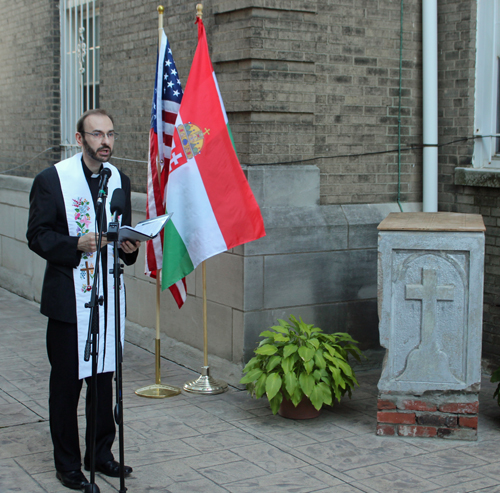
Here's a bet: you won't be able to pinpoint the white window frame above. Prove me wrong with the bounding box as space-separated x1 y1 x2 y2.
60 0 100 159
474 0 500 168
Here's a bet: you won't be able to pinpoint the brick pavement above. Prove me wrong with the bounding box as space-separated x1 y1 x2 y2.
0 287 499 493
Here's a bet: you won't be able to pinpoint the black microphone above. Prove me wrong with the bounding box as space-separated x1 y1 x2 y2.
108 188 126 242
110 188 126 219
97 168 112 204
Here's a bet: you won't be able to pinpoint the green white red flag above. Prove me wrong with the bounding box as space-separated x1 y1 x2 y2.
161 17 265 291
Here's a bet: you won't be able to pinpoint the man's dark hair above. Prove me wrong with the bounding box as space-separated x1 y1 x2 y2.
76 109 114 134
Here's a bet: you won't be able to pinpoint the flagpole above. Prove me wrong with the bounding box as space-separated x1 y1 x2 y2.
183 4 228 395
155 275 162 384
183 261 228 394
135 4 181 399
203 261 208 367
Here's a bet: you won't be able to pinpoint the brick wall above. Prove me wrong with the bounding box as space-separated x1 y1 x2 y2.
315 0 422 205
210 0 424 205
445 185 500 363
377 395 479 441
1 0 425 205
0 1 477 208
435 1 500 361
437 0 477 210
97 0 425 203
0 0 61 176
98 0 199 193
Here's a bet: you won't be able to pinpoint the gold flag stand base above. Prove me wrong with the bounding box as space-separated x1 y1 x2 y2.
183 366 228 395
135 383 181 399
135 339 181 398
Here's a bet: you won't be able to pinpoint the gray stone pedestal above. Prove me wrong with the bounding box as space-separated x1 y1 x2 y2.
376 212 485 440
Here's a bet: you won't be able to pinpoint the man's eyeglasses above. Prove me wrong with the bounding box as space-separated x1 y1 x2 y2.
82 131 118 140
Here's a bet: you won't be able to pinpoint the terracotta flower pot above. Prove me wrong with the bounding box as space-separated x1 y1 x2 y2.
278 395 321 420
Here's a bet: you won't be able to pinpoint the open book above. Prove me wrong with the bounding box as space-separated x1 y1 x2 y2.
118 213 173 243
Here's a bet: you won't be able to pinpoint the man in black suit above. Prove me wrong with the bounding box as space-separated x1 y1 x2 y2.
27 109 140 491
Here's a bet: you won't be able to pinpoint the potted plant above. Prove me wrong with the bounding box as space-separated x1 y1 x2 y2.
240 315 363 418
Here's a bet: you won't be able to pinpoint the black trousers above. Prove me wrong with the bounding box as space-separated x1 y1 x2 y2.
46 318 115 472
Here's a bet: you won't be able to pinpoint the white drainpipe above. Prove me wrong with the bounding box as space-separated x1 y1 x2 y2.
422 0 438 212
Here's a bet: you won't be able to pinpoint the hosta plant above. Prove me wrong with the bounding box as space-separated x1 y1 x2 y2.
240 315 363 414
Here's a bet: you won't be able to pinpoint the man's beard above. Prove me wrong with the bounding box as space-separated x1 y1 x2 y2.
82 137 113 163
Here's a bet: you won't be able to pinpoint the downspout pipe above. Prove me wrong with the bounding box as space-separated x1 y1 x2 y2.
397 0 404 212
422 0 438 212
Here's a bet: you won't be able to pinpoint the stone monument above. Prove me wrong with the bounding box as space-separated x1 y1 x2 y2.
376 212 485 440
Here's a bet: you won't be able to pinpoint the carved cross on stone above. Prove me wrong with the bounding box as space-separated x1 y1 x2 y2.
81 261 94 286
397 267 460 383
406 268 454 348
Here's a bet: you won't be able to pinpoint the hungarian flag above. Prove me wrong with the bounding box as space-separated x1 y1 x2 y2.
161 17 265 291
145 30 187 307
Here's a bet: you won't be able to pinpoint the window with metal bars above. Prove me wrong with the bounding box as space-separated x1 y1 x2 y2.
474 1 500 168
60 0 100 159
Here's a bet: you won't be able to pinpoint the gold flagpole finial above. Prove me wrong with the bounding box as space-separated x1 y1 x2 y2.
196 3 203 19
157 5 164 46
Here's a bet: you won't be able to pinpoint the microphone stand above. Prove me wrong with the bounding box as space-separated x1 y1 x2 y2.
83 191 108 493
107 215 127 493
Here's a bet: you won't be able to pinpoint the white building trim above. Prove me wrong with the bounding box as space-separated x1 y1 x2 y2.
474 0 500 168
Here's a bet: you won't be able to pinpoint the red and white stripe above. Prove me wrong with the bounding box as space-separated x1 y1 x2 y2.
145 31 186 308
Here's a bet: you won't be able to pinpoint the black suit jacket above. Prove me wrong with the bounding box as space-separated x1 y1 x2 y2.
27 163 138 323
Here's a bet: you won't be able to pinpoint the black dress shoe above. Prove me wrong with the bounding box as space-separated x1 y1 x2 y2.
56 470 90 490
86 460 133 478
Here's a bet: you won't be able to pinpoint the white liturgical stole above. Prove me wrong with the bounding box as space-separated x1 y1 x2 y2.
55 153 126 379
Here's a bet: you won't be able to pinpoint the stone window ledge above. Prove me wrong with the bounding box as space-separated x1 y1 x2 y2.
454 167 500 188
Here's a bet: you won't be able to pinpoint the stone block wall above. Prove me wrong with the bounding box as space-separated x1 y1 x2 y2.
0 170 415 384
0 177 44 299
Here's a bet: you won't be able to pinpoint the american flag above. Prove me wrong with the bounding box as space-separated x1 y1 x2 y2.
145 30 187 308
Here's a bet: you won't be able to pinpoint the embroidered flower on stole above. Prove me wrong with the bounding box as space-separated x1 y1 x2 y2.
73 198 94 291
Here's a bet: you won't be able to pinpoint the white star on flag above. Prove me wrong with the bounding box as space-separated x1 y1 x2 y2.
146 30 186 308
